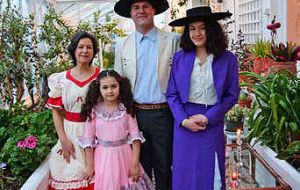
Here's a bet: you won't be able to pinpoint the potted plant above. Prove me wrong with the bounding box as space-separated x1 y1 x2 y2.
265 16 300 75
225 105 251 132
245 71 300 168
247 39 273 74
238 89 252 108
268 41 300 74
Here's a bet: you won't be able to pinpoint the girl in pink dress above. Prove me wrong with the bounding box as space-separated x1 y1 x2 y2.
78 70 154 190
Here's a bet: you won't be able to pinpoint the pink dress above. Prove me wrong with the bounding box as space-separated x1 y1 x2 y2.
78 103 154 190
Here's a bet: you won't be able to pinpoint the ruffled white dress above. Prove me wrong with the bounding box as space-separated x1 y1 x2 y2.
78 103 154 190
46 68 100 189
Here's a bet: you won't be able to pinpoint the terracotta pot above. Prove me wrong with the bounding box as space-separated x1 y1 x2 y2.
268 61 297 74
238 98 252 108
253 57 273 74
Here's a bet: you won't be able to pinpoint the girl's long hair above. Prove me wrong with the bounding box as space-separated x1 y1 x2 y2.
81 70 135 121
180 19 228 57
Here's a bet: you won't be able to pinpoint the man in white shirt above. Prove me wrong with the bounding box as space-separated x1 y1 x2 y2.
114 0 180 189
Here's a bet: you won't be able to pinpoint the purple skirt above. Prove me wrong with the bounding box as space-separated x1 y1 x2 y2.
172 102 226 190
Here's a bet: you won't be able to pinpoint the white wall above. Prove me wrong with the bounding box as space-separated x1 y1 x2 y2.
222 0 287 44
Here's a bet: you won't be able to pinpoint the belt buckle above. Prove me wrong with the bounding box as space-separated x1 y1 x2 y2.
151 104 158 109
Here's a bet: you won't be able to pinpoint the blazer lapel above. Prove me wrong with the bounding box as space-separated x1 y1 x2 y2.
181 51 195 103
158 29 167 60
126 33 137 88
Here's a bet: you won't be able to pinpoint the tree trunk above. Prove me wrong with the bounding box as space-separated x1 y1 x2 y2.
16 80 24 103
5 75 14 105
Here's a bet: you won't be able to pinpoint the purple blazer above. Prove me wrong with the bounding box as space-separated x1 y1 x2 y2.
166 50 239 128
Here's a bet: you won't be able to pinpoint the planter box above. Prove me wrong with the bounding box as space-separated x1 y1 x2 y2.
250 140 300 190
20 156 49 190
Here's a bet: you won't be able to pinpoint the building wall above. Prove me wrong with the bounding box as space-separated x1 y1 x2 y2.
270 0 287 43
222 0 291 44
287 0 300 45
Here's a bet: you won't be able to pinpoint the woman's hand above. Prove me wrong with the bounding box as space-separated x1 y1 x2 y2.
61 139 76 163
129 162 140 182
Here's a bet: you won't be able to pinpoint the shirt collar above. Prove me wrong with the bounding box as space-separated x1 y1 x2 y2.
195 53 214 65
135 27 157 43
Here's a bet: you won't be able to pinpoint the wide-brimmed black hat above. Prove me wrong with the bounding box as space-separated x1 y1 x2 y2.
169 6 232 26
114 0 169 18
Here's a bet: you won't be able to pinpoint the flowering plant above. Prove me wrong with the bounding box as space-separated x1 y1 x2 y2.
0 107 57 189
270 42 300 62
225 105 251 122
266 16 300 62
17 135 38 150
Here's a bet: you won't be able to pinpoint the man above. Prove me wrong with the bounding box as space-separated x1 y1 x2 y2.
114 0 180 189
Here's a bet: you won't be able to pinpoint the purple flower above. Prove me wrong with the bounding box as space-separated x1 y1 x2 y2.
24 135 37 149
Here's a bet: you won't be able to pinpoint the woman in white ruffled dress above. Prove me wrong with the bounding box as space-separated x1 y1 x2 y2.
46 31 100 190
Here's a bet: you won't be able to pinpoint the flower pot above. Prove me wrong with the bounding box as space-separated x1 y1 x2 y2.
238 98 252 108
253 58 273 74
225 120 243 132
268 61 297 74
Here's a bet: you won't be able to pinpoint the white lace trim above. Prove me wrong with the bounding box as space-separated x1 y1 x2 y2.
128 132 146 144
49 178 90 189
45 103 62 109
76 138 97 148
95 110 126 121
120 173 154 190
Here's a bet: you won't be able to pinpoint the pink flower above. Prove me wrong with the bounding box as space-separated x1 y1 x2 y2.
24 136 37 149
17 140 25 148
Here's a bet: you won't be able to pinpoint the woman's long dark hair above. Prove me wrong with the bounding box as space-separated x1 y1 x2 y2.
81 70 135 121
180 19 228 57
67 31 99 66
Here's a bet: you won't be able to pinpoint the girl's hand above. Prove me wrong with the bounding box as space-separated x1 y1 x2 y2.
189 114 208 126
129 163 140 183
182 117 206 132
80 164 94 181
61 139 76 163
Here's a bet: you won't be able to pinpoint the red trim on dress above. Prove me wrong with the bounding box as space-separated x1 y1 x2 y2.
64 111 85 122
46 97 63 108
66 67 100 87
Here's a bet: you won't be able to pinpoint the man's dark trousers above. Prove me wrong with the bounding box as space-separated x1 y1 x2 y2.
136 107 174 190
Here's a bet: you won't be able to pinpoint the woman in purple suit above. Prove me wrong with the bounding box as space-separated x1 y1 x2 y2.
166 6 239 190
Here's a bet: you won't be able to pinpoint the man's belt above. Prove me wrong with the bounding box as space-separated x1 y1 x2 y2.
135 102 169 110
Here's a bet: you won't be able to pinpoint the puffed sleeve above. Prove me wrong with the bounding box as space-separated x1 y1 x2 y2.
127 114 145 144
77 110 97 148
45 73 64 109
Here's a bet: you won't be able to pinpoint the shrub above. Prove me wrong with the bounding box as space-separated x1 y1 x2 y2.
0 106 57 189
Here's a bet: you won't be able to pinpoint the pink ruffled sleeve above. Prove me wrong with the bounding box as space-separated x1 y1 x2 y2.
77 110 97 148
46 73 63 109
127 114 145 144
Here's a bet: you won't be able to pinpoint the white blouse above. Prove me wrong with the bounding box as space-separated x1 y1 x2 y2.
188 54 217 105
